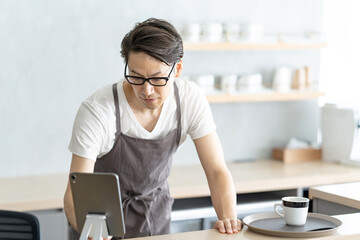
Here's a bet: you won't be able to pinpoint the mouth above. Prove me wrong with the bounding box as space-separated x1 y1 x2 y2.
143 98 156 104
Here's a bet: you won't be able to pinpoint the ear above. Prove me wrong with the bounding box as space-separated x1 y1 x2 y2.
174 59 183 78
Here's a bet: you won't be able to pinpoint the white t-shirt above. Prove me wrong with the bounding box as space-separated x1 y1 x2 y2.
68 78 216 161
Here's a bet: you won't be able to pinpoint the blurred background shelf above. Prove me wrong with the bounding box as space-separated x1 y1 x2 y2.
184 42 327 51
206 91 325 103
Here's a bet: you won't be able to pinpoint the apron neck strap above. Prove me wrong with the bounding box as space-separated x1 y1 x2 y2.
112 83 121 133
173 82 181 130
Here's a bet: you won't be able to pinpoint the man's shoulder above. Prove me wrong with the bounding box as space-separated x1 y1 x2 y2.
175 77 203 98
81 83 116 113
174 78 210 117
84 83 114 104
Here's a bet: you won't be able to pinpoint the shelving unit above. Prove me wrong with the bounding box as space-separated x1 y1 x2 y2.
206 91 325 103
184 41 326 51
184 41 326 103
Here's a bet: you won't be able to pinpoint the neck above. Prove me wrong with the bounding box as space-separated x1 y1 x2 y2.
123 82 163 132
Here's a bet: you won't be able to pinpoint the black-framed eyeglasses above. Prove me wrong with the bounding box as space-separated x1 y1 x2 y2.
124 62 176 86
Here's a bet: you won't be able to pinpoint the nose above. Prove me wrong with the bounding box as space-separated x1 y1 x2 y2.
141 81 155 96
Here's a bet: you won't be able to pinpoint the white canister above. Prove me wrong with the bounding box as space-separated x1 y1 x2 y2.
224 22 240 42
193 74 215 94
182 23 201 42
238 73 263 92
201 23 223 42
239 23 264 42
273 67 293 92
221 74 238 93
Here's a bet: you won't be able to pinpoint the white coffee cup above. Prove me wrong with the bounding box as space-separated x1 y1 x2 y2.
274 196 309 226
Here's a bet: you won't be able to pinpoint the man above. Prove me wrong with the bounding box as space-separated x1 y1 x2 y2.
64 18 242 239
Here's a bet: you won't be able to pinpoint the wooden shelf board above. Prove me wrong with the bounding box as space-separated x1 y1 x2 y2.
184 42 326 51
206 91 325 103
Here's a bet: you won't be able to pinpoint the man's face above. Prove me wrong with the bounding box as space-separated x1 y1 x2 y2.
126 52 180 110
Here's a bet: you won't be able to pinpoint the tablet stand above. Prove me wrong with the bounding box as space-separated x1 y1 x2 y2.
80 214 110 240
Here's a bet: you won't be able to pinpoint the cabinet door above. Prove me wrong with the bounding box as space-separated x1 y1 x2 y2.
171 219 203 233
312 199 360 215
28 209 68 240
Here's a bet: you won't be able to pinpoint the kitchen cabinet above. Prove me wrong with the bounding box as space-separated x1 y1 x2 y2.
170 189 297 233
28 209 68 240
309 182 360 215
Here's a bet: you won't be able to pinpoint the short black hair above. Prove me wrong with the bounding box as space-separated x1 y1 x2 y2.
120 18 184 65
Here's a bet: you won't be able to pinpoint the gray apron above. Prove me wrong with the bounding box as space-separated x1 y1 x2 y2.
69 82 181 239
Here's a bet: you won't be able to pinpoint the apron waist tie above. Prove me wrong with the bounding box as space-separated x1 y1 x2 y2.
123 193 155 236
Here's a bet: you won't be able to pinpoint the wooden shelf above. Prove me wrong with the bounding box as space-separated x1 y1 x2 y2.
206 91 325 103
184 41 326 51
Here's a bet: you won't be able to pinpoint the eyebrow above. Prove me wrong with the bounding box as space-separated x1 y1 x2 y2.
130 69 164 77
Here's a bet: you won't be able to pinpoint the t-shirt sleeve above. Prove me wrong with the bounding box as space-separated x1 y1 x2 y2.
68 102 107 161
185 81 216 140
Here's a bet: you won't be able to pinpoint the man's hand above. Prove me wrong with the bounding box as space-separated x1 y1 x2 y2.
214 218 242 234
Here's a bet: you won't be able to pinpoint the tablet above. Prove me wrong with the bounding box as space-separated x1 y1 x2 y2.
70 172 125 238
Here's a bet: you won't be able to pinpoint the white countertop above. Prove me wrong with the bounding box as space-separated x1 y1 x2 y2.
309 182 360 210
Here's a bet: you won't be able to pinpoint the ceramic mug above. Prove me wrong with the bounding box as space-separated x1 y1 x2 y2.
274 196 309 226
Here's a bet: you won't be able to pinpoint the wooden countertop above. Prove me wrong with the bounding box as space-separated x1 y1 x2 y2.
2 159 360 211
168 159 360 198
0 174 68 211
127 213 360 240
309 182 360 210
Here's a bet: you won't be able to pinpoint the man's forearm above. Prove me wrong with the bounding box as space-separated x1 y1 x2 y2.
194 133 241 233
208 169 237 219
64 183 78 231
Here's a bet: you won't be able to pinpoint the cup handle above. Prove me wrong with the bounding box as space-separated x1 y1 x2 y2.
274 203 284 218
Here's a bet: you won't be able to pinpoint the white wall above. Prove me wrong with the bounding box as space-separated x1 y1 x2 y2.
0 0 323 176
319 0 360 108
